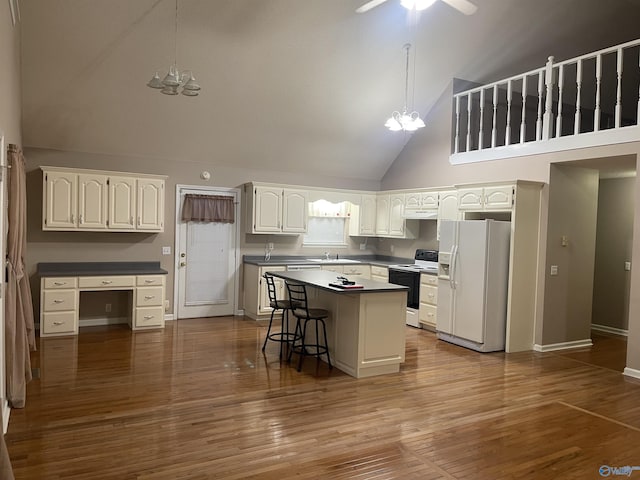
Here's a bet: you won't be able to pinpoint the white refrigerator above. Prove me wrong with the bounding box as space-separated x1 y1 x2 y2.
437 219 511 352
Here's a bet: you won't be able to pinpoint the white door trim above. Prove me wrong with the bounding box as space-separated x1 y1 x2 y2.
173 184 242 319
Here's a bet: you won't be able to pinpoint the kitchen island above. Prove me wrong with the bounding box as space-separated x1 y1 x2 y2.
268 270 408 378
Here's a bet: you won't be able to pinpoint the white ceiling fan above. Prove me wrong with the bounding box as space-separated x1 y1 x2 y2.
356 0 477 15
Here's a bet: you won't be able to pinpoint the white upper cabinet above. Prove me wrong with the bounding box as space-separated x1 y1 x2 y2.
42 167 166 232
109 176 136 230
375 194 390 235
458 185 514 211
78 173 108 230
137 178 164 231
248 183 308 234
388 194 405 236
405 190 438 212
375 192 417 239
359 194 377 236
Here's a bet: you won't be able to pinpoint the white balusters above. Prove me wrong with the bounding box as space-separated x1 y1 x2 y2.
542 56 554 140
575 59 582 135
615 48 623 128
479 89 485 149
520 76 527 144
555 64 564 138
506 80 512 145
466 94 472 151
594 54 602 131
454 96 460 154
491 85 498 148
536 71 544 141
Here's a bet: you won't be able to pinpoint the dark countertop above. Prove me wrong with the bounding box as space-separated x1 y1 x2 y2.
37 262 168 277
243 254 413 268
268 270 409 294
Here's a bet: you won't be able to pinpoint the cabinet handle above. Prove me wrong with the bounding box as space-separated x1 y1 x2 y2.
53 299 65 304
138 216 141 226
130 216 134 225
144 315 154 320
144 295 155 300
71 214 75 223
79 214 84 224
53 321 65 325
144 279 155 284
101 280 113 285
53 281 66 286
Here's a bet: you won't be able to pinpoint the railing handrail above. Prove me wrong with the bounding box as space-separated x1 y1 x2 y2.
453 66 544 99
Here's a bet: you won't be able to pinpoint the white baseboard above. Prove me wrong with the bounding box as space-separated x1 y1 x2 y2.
235 309 244 317
2 399 9 434
533 339 593 352
79 317 128 327
164 313 174 321
623 367 640 380
591 324 628 337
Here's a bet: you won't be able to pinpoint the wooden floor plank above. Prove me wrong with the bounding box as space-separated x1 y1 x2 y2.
5 317 640 479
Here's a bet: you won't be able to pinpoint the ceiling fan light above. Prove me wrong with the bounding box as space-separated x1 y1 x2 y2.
400 0 436 11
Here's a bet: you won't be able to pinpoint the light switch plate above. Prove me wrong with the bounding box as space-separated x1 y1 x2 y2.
625 261 632 271
162 246 171 255
550 265 558 276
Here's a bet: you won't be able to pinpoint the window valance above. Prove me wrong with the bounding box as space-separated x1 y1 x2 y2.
181 194 235 223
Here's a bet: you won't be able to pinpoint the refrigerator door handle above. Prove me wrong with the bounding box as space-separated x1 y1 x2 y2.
450 244 458 290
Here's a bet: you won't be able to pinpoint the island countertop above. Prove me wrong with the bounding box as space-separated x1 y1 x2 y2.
267 269 409 294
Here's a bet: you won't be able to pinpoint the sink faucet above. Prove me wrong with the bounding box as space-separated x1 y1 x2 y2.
324 251 330 260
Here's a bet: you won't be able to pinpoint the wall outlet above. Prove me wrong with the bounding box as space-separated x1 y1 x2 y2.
625 261 632 271
267 242 274 251
105 303 112 313
390 244 394 254
164 299 170 312
162 246 171 255
359 242 366 251
550 265 558 276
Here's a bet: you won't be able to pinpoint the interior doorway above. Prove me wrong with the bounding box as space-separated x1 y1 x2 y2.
174 185 240 319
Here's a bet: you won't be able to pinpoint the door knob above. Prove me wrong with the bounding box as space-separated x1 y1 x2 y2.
180 262 186 267
180 253 186 258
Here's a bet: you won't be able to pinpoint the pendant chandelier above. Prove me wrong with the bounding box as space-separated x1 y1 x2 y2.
385 43 425 132
147 0 201 97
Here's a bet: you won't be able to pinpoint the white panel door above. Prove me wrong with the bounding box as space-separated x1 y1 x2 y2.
109 176 136 230
44 171 77 229
452 221 488 343
253 186 282 232
177 187 238 319
78 173 107 229
282 188 307 232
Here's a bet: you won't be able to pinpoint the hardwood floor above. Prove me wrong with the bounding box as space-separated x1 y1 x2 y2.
6 318 640 479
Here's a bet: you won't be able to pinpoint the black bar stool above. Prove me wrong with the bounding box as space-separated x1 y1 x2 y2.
262 273 298 359
285 282 332 372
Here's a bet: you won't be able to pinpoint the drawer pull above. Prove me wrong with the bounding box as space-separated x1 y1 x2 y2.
428 294 435 299
144 295 155 300
144 279 155 284
53 281 66 286
143 315 154 320
427 313 434 318
101 280 113 285
53 299 65 304
53 321 65 325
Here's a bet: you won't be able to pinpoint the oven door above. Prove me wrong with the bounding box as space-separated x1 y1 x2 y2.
388 268 420 309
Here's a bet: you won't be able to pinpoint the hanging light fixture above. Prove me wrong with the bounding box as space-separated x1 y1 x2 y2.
385 43 425 132
147 0 201 97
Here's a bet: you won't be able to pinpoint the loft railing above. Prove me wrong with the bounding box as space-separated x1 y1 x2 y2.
451 38 640 161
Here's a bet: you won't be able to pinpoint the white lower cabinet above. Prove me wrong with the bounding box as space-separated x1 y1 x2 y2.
419 274 438 330
371 265 388 283
343 265 371 279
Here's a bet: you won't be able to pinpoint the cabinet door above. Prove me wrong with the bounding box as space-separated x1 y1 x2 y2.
437 190 459 241
404 192 421 211
78 173 108 229
282 189 308 233
457 187 484 210
388 194 405 236
359 194 377 235
420 192 439 210
44 171 77 229
109 176 136 230
254 186 282 233
137 178 164 231
483 185 514 210
259 266 285 315
375 194 390 235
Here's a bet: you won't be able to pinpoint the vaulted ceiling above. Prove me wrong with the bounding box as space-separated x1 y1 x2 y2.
20 0 640 182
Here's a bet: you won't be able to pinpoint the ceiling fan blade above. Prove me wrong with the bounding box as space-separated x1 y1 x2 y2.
356 0 390 13
440 0 478 15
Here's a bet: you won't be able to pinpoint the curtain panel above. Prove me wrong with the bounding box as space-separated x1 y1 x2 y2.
5 144 36 410
181 194 235 223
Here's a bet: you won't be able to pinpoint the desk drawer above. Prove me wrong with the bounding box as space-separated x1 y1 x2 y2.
137 275 165 287
43 277 78 289
42 311 77 335
419 303 437 326
136 286 163 307
135 306 164 328
42 289 77 312
78 276 135 288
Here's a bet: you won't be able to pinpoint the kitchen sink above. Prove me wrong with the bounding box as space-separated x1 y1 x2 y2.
306 258 361 263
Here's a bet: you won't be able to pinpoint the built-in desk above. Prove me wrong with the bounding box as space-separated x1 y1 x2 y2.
37 262 168 337
268 270 408 378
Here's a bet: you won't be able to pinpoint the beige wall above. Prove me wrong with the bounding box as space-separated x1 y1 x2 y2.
1 3 22 145
541 165 599 345
592 177 635 331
